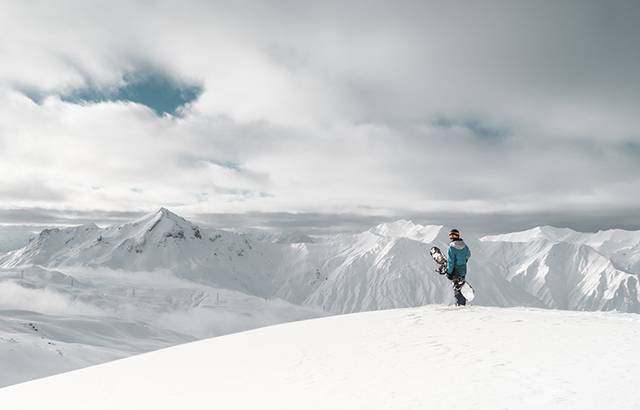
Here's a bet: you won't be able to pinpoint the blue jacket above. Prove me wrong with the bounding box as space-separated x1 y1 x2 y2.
447 239 471 277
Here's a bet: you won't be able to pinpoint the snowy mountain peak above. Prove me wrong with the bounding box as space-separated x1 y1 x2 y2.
368 220 442 243
129 208 202 241
0 208 207 269
73 222 100 231
134 208 191 227
481 225 578 243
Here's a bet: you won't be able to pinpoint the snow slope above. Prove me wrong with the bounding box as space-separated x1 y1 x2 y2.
481 227 640 312
0 265 323 387
481 225 640 272
0 212 466 312
0 208 284 297
273 220 543 312
274 221 455 312
1 210 639 388
2 305 639 410
0 225 36 253
2 211 639 314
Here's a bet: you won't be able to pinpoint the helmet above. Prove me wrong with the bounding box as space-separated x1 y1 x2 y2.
448 229 461 239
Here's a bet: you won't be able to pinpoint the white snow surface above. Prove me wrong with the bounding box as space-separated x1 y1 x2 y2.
2 305 639 410
482 225 640 274
3 209 638 315
0 265 322 387
1 209 639 388
0 225 37 253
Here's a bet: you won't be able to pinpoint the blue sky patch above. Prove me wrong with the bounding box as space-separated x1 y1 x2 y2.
60 70 203 116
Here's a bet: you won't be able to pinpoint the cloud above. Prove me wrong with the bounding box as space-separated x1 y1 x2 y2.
0 179 67 202
0 1 639 229
0 281 103 316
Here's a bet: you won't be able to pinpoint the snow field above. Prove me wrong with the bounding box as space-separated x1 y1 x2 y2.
0 265 323 387
2 305 639 410
1 210 640 391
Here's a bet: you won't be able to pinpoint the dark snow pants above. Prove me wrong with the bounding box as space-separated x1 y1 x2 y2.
453 281 466 306
447 267 467 306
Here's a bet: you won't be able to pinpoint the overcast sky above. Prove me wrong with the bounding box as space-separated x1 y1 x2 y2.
0 1 639 233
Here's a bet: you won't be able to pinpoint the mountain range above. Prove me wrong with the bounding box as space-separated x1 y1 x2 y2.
1 208 639 386
3 208 639 313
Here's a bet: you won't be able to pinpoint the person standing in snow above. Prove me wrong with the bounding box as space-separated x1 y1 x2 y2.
446 229 471 306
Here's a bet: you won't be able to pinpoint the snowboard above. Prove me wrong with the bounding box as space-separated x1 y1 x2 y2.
429 246 475 302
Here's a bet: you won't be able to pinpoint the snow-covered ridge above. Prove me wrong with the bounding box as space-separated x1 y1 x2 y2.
2 306 639 410
2 210 639 314
481 225 579 243
368 220 443 243
481 225 640 275
481 225 640 247
0 208 279 296
0 213 451 313
1 210 640 388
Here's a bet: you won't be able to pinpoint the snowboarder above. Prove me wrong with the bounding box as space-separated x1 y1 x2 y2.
446 228 471 305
